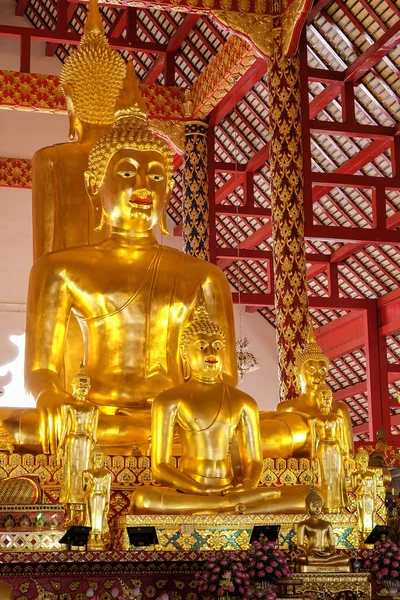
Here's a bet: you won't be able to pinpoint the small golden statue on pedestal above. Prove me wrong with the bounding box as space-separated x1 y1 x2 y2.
353 448 377 541
309 383 349 513
83 446 112 551
58 363 98 526
296 489 350 572
0 420 14 453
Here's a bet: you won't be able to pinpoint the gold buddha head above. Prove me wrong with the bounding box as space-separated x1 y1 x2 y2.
305 488 323 516
180 293 226 382
295 324 330 395
59 0 126 141
85 62 174 234
71 362 91 401
91 445 105 469
316 383 333 415
356 448 369 472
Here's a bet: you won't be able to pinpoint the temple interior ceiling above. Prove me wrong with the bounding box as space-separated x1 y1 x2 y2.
3 0 400 439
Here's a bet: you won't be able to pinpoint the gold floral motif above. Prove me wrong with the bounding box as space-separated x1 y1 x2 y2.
191 35 258 119
149 119 185 154
212 12 273 56
281 0 313 55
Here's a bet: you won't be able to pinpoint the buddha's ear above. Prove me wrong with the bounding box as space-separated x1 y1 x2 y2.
85 171 104 231
63 83 82 142
159 184 172 235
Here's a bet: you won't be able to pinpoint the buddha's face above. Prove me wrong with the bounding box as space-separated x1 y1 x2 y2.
357 454 369 471
317 390 332 414
92 148 169 232
300 360 328 394
186 333 225 379
72 377 90 399
308 499 322 516
93 452 104 468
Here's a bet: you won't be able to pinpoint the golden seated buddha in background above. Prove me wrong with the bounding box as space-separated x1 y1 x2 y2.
260 326 354 458
130 299 308 514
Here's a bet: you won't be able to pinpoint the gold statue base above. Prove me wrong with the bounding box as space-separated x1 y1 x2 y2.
112 513 361 552
297 565 351 573
292 573 370 600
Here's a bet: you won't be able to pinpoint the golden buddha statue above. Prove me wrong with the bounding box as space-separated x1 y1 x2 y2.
310 383 349 513
352 448 377 539
259 324 354 458
58 363 98 526
83 446 112 551
18 61 237 456
130 299 308 514
296 489 350 572
31 0 126 393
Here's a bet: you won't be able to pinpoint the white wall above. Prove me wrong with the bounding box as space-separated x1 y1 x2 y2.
0 0 280 412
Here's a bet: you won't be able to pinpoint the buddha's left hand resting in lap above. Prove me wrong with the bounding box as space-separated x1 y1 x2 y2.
130 299 308 514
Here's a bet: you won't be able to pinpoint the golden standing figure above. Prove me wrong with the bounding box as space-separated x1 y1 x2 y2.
20 62 238 456
83 447 112 551
130 297 309 515
353 448 377 539
58 364 98 526
296 489 350 572
309 384 349 513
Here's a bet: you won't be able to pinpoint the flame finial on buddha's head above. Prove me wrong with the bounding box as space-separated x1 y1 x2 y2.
59 0 126 126
295 323 329 373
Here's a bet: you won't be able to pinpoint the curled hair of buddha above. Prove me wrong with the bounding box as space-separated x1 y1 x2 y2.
305 487 323 508
59 0 126 125
180 291 226 360
87 61 174 188
295 323 329 373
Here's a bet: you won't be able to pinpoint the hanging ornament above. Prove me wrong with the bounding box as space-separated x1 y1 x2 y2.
236 337 260 380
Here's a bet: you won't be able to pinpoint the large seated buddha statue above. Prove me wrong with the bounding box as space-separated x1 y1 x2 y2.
130 298 308 514
259 325 354 458
32 0 126 391
11 62 238 455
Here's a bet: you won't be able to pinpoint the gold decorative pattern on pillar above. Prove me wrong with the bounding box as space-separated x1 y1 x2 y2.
268 34 308 401
183 121 210 260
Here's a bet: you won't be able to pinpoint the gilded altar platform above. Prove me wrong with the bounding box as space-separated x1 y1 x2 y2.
113 512 362 552
291 573 371 600
0 453 387 552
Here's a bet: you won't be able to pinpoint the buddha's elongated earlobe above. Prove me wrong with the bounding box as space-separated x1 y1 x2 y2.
183 357 191 382
159 208 169 235
85 170 105 231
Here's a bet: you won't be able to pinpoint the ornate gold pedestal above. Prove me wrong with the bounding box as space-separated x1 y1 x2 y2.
292 573 371 600
113 513 361 552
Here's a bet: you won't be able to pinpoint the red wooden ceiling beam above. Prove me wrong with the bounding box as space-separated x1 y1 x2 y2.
46 1 77 57
144 14 198 85
306 0 333 23
309 20 400 118
15 0 31 16
0 23 168 54
209 57 267 126
379 287 400 336
310 121 396 139
215 144 270 205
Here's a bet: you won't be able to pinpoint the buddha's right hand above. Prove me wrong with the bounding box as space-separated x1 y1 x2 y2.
37 389 71 455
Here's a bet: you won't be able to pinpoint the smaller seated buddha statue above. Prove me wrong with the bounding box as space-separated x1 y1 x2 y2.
83 446 112 551
58 363 98 527
130 296 308 515
264 324 354 458
296 489 350 572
